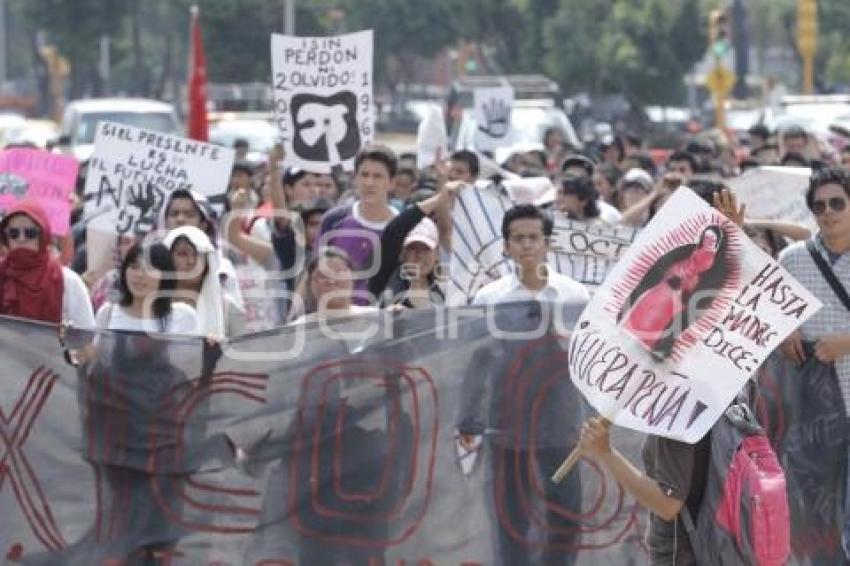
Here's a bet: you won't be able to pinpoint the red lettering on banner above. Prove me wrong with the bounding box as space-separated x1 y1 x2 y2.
495 336 641 551
0 367 66 551
288 359 439 547
149 371 269 534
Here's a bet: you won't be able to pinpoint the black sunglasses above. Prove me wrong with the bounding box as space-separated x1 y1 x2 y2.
812 197 847 216
4 227 40 241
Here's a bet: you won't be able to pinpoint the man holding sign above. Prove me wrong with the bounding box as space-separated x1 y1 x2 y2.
565 187 820 564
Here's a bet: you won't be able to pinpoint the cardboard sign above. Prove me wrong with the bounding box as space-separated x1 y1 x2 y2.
0 148 78 236
569 188 822 442
447 183 635 304
82 121 234 237
728 166 816 231
271 30 374 173
550 218 638 287
473 85 514 151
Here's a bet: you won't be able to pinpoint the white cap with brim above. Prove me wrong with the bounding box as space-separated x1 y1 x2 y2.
621 167 654 190
404 217 439 250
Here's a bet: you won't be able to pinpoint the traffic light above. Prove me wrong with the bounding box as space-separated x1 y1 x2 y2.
709 9 731 57
797 0 817 57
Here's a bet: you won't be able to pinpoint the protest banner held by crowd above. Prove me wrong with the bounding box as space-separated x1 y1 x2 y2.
2 5 850 564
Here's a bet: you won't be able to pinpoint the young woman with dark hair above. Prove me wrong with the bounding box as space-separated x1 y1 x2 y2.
165 225 245 338
290 246 376 323
95 241 198 334
556 175 603 224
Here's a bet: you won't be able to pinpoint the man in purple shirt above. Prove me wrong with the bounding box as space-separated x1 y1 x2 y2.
316 145 398 305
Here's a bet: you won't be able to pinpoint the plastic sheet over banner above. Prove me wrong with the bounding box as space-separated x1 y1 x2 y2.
756 347 849 565
7 306 843 565
1 304 668 564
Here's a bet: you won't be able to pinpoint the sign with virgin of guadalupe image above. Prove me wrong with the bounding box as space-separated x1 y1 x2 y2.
271 30 374 173
568 188 822 442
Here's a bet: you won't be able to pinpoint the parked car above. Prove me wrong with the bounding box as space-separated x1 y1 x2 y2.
767 94 850 148
208 111 277 163
452 100 580 161
1 119 60 149
0 113 26 147
56 98 182 162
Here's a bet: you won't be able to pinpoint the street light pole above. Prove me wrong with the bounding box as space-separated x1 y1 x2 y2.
99 35 110 95
732 0 750 99
284 0 295 35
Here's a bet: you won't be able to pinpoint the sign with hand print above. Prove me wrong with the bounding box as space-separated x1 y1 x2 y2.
473 84 514 151
82 121 234 237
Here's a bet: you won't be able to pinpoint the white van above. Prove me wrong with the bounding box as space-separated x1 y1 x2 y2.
447 75 579 160
57 98 183 161
452 99 580 161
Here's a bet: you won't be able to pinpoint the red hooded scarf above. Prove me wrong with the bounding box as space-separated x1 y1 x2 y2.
0 200 64 323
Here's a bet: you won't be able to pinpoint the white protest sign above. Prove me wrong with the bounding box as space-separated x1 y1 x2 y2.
550 217 638 287
416 103 447 170
83 121 234 237
473 85 514 151
271 30 374 173
728 166 816 231
447 183 636 305
569 188 822 443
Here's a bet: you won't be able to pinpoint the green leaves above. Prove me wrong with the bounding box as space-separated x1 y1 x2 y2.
538 0 703 105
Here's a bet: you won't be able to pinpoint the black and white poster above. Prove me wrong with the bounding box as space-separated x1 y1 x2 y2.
271 30 374 173
83 121 234 237
473 84 514 151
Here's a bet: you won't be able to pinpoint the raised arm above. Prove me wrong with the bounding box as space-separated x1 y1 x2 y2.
744 219 811 242
267 144 289 233
224 188 274 264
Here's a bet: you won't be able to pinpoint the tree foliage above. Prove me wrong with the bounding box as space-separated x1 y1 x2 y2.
539 0 704 104
6 0 850 106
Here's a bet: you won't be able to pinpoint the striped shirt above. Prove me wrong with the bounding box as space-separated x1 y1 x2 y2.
778 236 850 410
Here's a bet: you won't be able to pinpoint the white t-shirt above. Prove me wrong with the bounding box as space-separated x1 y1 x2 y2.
95 302 199 335
227 218 283 334
472 266 590 305
62 267 95 328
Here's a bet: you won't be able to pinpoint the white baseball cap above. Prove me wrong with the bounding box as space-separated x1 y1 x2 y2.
621 168 654 191
404 217 439 250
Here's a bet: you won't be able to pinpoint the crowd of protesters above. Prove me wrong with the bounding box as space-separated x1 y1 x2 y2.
3 118 850 564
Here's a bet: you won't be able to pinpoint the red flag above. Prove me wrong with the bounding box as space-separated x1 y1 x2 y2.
187 5 208 141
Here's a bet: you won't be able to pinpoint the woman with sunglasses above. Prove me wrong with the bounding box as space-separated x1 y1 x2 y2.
0 199 94 327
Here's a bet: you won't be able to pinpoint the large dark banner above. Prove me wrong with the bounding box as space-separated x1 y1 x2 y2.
4 305 844 565
0 304 651 565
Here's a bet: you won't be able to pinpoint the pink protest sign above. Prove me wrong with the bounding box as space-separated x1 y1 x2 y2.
0 148 78 236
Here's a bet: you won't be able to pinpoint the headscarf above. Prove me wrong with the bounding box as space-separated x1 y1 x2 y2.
0 200 64 323
157 189 219 241
163 225 226 337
